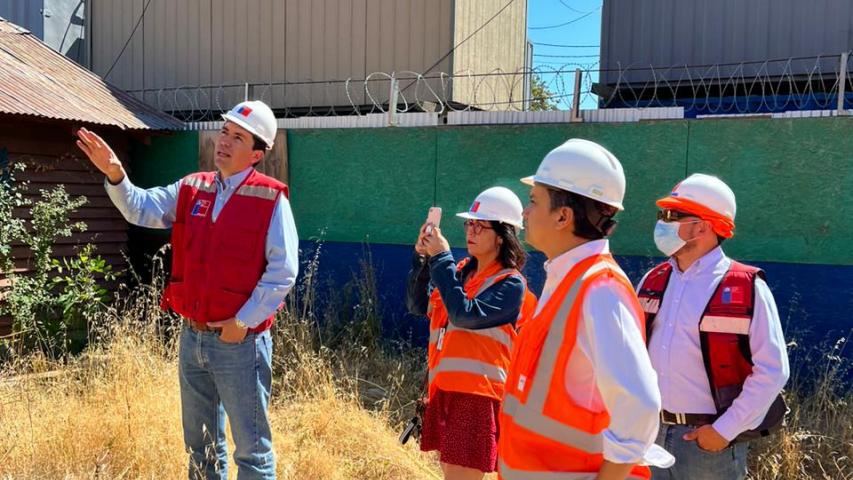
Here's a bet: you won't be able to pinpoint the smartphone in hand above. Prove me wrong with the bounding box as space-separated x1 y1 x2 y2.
425 207 442 234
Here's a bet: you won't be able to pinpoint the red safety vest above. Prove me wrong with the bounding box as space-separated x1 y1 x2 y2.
160 169 289 332
426 257 537 401
638 260 761 412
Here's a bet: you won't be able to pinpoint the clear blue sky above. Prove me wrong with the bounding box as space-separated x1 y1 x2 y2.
527 0 603 109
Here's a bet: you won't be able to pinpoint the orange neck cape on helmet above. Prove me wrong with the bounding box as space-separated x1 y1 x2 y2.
656 194 735 239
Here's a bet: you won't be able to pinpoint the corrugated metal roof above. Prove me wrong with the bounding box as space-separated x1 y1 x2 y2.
0 17 183 130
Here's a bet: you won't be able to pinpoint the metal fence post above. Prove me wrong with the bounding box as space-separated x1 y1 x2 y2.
570 68 583 122
388 76 399 127
838 52 849 114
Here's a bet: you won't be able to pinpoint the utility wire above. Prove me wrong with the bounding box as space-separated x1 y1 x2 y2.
104 0 153 79
533 41 599 48
534 53 599 58
529 7 599 30
558 0 599 15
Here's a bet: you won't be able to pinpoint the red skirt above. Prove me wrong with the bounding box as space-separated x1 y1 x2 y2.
420 388 501 473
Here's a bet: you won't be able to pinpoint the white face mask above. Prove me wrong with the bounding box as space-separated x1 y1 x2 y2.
653 220 700 257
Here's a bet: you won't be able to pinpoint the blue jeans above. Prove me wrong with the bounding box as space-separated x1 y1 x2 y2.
651 424 748 480
179 327 275 480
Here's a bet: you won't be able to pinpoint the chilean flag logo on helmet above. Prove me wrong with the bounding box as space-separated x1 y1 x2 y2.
237 106 253 117
670 181 682 197
470 201 481 213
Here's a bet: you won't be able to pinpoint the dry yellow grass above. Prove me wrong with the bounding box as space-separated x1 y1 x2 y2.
0 330 442 480
0 250 849 479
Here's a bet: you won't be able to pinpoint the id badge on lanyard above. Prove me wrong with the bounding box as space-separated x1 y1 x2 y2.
436 327 446 351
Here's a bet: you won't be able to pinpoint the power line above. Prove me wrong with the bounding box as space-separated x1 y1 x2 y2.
529 7 599 30
401 0 516 93
105 0 153 79
534 53 599 59
558 0 599 15
533 42 599 48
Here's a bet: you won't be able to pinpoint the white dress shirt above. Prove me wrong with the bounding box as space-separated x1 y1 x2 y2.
105 166 299 328
641 246 790 441
536 239 672 467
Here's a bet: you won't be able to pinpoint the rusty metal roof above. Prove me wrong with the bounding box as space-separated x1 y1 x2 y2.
0 17 183 130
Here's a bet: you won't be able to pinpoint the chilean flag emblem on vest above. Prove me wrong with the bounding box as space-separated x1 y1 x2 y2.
191 199 211 217
722 286 743 304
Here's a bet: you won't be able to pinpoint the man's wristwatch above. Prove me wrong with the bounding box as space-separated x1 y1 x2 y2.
234 318 248 330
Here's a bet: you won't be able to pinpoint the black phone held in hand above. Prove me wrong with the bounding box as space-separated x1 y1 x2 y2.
399 416 421 445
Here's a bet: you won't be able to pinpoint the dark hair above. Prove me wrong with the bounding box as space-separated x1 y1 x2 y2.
251 135 268 165
545 186 618 240
492 221 526 270
460 221 527 278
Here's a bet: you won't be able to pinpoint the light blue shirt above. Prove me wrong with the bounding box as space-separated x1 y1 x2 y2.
105 166 299 328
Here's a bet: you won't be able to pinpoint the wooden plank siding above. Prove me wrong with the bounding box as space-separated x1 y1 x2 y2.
198 130 289 185
0 119 131 335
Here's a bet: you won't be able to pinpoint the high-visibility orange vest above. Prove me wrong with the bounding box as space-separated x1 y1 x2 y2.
426 258 537 401
498 253 652 480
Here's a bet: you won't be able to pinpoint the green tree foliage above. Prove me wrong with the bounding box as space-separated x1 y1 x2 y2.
529 73 560 111
0 155 116 357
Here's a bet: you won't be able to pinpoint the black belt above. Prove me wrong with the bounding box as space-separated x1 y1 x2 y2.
184 318 221 332
660 410 717 426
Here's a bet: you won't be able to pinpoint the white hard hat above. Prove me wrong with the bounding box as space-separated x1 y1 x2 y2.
521 138 626 210
222 100 277 149
456 186 524 229
657 173 737 222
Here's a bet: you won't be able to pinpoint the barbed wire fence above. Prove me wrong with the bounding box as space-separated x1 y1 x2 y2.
124 53 853 123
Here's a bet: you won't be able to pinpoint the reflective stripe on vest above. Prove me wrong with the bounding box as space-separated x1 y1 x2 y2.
237 184 280 201
499 460 648 480
182 175 216 193
501 260 616 455
433 268 520 350
428 316 515 350
445 322 514 349
427 265 520 396
428 358 508 385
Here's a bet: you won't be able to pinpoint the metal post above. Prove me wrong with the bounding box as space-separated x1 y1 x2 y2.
838 52 849 114
244 83 249 101
570 68 583 122
388 76 399 127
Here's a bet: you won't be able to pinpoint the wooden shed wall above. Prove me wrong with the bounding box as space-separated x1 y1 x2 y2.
0 118 130 335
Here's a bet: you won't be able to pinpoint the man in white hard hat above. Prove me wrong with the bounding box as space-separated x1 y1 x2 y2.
75 100 297 479
637 174 789 480
498 139 673 480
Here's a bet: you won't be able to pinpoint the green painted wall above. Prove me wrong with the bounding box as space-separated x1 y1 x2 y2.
287 128 437 244
435 122 688 257
129 131 198 188
686 118 851 265
132 117 853 266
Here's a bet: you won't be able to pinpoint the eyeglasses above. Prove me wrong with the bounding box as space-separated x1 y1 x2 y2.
657 209 698 223
463 220 494 235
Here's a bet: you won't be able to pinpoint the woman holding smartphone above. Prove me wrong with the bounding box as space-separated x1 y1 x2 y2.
406 186 537 480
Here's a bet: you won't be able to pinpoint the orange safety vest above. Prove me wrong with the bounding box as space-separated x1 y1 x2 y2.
426 257 537 401
498 253 651 480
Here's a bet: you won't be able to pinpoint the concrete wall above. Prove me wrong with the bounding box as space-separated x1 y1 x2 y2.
451 0 528 109
131 117 853 347
287 118 851 266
